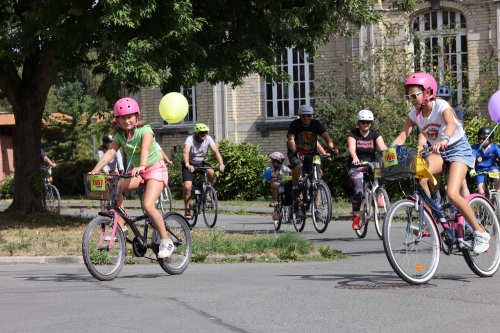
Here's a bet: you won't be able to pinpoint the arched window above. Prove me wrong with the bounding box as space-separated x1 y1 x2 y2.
265 48 315 118
412 10 467 104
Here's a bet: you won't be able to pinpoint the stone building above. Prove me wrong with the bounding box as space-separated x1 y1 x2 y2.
134 0 497 159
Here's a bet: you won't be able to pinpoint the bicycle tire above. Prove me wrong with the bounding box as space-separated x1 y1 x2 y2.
158 213 192 275
292 204 306 232
82 216 126 281
355 189 369 238
373 187 390 240
159 186 173 213
490 193 500 224
202 185 218 228
187 191 199 228
311 182 332 233
274 203 282 231
44 184 61 214
383 199 440 285
463 196 500 277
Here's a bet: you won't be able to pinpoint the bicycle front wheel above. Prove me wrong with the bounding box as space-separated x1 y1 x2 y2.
355 189 369 238
44 184 61 214
158 213 192 275
383 199 440 285
292 204 306 232
202 186 218 228
311 182 332 233
463 196 500 277
373 187 390 240
82 216 126 281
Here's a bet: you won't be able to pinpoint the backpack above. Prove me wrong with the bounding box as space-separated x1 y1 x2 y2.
279 180 293 206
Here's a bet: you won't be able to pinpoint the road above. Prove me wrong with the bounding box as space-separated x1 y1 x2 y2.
0 206 499 332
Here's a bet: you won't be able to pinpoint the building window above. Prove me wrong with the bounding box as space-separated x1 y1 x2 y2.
265 48 315 119
412 10 467 104
163 87 196 125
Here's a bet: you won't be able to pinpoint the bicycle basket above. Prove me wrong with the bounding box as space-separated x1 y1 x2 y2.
376 147 418 181
83 174 122 201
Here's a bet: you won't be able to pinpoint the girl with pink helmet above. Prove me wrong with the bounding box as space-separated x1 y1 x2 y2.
391 73 490 254
90 97 175 259
268 152 291 207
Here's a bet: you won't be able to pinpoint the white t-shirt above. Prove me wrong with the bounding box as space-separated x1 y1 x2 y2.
273 164 291 177
184 134 216 164
408 99 465 146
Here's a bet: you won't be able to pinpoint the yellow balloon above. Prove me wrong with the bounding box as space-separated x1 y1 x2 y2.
159 92 189 123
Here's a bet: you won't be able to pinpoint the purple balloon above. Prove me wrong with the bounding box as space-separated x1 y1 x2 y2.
488 91 500 122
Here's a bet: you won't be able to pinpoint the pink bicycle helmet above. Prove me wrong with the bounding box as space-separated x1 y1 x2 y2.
268 152 285 163
114 98 140 117
404 73 437 105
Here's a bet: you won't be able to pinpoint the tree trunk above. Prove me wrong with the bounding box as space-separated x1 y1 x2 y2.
6 90 46 213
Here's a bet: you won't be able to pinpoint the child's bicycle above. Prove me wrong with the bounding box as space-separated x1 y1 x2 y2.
272 175 293 231
355 161 390 240
473 171 500 221
380 146 500 285
82 173 192 281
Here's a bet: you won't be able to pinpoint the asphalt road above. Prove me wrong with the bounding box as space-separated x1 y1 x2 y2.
1 206 500 332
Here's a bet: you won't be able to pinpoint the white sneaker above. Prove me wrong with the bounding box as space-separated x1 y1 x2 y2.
103 231 117 241
158 239 175 259
473 231 490 254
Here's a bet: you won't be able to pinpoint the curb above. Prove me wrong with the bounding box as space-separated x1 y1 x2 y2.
0 256 84 264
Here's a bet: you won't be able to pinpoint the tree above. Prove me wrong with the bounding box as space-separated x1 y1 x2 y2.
0 0 415 212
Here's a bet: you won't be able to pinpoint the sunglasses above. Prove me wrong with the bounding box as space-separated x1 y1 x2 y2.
404 91 424 100
478 137 488 141
359 121 372 125
300 114 312 118
197 131 208 135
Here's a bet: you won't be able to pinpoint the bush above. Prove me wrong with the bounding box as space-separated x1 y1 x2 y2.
0 175 14 199
166 140 269 201
52 159 97 196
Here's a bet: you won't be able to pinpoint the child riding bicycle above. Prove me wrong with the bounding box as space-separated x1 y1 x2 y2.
470 126 500 195
90 97 174 259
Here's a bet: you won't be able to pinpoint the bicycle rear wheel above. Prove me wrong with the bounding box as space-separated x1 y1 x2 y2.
82 216 126 281
187 191 199 228
463 196 500 277
311 182 332 233
373 187 390 240
158 213 192 275
383 199 440 285
44 184 61 214
355 189 369 238
202 186 218 228
490 193 500 224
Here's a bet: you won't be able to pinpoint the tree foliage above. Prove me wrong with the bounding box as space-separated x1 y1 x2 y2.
0 0 416 212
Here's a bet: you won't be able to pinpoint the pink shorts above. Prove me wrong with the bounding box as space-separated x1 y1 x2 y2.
141 160 168 187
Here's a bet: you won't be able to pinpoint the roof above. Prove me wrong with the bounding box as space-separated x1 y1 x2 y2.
0 113 15 125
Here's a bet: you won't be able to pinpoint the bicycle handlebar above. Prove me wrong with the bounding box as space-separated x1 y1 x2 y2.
193 166 221 172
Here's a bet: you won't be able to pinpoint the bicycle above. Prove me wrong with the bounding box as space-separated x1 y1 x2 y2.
187 166 219 228
272 175 293 231
82 173 192 281
380 146 500 285
355 161 390 239
291 153 333 233
41 166 61 213
473 171 500 221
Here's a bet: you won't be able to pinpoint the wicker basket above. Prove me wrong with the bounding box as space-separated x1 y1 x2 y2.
83 174 122 201
376 147 418 181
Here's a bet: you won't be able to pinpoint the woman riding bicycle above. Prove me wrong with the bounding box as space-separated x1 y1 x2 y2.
391 72 490 254
470 126 500 195
90 97 174 259
347 109 388 230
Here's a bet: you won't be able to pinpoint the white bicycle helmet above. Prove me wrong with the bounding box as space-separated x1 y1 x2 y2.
357 109 374 121
298 105 314 115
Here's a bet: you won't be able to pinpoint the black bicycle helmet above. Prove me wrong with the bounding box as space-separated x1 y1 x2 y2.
102 134 113 143
478 126 493 138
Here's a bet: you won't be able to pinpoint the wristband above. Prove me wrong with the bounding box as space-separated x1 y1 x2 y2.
440 135 450 142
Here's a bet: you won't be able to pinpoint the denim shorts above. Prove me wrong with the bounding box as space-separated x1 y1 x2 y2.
439 135 474 169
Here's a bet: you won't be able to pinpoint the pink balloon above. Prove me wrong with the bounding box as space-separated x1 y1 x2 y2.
488 91 500 122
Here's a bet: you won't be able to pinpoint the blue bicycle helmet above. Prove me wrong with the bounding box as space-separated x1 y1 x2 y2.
436 85 452 99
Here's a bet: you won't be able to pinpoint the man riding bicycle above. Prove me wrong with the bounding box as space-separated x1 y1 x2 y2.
287 105 339 203
182 123 225 219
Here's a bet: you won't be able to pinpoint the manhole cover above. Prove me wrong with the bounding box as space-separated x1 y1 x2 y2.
335 283 436 290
